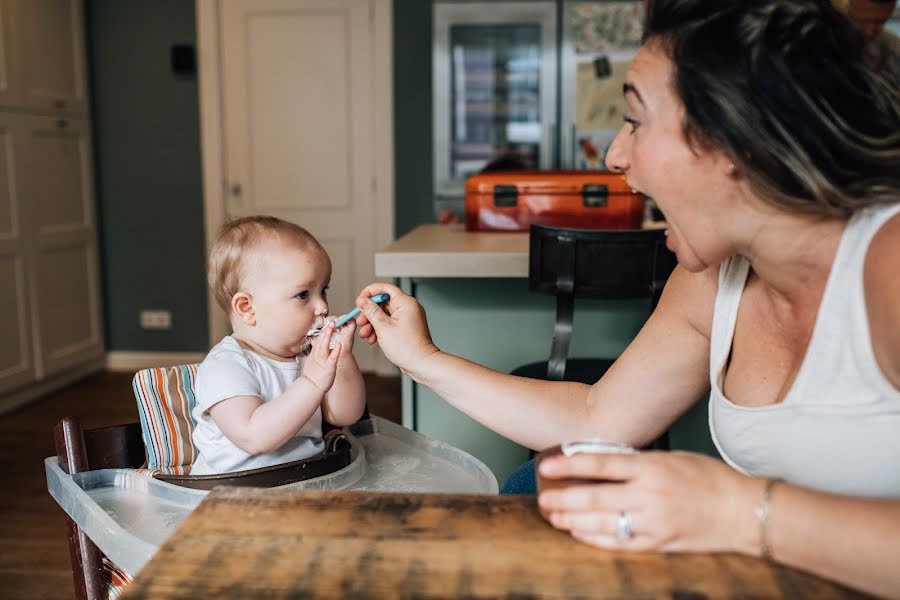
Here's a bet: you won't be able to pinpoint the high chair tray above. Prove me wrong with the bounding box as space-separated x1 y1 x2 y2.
45 416 498 575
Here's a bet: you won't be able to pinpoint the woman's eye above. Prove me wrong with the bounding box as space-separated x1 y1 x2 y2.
624 116 639 133
296 291 309 300
322 286 329 296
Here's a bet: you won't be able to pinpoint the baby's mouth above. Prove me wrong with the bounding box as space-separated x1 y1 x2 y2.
305 316 336 338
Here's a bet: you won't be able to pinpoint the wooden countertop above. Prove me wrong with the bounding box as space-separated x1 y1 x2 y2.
375 224 528 278
375 223 667 279
120 487 865 599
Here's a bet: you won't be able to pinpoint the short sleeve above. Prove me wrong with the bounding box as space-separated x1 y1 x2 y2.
195 348 263 413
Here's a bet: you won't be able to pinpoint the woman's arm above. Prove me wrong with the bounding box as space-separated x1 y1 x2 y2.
865 211 900 389
766 483 900 597
538 451 900 598
355 266 717 451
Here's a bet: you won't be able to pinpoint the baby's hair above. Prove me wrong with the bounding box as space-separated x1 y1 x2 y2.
208 215 326 314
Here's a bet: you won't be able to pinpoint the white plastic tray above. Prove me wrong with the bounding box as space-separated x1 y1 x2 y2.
46 416 497 575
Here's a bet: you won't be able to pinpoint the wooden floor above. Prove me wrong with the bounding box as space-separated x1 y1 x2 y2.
0 370 400 599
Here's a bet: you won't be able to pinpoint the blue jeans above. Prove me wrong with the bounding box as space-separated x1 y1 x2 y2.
500 458 536 495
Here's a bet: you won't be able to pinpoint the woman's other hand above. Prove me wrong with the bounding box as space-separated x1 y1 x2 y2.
354 282 440 377
537 451 762 555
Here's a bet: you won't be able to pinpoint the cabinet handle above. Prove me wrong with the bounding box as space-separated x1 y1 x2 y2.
230 183 242 197
56 119 68 129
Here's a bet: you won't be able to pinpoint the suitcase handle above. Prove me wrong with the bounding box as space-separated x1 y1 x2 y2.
493 185 518 207
583 184 608 207
492 183 609 208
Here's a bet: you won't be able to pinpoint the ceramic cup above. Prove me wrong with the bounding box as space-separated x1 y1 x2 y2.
535 439 636 521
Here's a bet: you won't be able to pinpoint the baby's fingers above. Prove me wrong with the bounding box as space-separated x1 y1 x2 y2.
313 322 336 354
327 341 342 365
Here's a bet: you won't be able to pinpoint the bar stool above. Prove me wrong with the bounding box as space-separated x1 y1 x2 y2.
510 224 677 449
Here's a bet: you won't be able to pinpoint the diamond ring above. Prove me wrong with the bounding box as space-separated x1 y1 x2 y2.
616 510 633 542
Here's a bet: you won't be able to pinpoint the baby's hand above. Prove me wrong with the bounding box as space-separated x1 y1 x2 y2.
302 322 341 392
334 320 357 359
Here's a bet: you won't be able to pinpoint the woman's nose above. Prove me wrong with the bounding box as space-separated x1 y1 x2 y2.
605 127 629 173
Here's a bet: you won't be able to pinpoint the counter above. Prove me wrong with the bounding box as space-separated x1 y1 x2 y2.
376 224 715 482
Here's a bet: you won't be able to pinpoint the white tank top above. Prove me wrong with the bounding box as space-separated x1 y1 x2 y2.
708 203 900 499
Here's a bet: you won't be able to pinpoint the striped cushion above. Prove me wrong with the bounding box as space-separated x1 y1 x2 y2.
132 364 199 474
103 557 132 599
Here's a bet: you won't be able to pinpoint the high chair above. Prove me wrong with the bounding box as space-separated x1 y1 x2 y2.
53 364 363 599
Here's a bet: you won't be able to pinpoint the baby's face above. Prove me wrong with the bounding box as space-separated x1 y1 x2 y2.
240 241 331 359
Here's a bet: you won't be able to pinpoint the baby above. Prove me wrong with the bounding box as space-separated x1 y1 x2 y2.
191 215 366 475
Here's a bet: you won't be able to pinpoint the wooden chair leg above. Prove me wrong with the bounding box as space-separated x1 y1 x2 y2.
54 417 107 600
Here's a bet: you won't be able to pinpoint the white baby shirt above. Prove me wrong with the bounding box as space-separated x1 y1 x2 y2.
191 335 324 475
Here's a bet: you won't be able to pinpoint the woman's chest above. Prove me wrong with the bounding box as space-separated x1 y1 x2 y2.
721 289 819 408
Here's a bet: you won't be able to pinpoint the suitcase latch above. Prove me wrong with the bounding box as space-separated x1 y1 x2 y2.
582 184 608 207
493 185 518 207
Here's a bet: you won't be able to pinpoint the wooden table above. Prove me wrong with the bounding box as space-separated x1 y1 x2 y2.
121 488 867 599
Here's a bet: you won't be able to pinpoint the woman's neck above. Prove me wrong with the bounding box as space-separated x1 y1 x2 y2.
738 209 847 308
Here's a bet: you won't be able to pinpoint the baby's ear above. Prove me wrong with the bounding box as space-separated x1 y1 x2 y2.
231 292 255 325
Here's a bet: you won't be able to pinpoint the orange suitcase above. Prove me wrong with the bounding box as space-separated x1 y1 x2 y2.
464 171 644 232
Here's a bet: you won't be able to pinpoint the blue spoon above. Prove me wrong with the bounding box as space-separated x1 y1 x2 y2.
333 293 390 328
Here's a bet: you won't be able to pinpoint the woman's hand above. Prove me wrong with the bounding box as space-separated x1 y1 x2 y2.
354 282 441 377
537 450 763 555
301 322 341 392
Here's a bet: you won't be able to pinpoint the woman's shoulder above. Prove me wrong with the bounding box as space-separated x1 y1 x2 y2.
656 263 720 342
863 209 900 387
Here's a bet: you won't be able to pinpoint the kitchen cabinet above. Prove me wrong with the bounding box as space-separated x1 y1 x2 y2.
0 0 103 408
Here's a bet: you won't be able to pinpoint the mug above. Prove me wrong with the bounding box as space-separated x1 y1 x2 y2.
535 439 635 521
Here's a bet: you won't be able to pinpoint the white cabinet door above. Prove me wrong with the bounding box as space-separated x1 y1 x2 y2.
17 0 88 115
22 114 102 377
0 0 22 109
220 0 382 370
0 113 33 394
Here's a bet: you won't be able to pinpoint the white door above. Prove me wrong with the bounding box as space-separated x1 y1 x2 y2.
17 0 88 115
219 0 387 371
0 113 33 394
22 114 103 377
0 0 23 110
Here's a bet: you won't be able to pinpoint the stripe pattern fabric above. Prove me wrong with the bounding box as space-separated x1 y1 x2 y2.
103 557 132 598
132 364 200 475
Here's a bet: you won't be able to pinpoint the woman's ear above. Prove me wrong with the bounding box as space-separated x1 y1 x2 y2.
231 292 255 326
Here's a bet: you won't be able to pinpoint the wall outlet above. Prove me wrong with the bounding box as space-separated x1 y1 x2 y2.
140 309 172 330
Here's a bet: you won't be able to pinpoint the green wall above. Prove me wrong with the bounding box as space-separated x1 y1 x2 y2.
86 0 438 353
86 0 208 352
393 0 436 237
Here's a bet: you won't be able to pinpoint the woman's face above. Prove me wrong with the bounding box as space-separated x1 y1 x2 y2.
605 42 740 272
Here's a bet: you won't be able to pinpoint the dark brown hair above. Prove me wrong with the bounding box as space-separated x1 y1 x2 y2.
645 0 900 217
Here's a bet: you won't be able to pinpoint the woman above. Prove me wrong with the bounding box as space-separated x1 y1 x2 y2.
355 0 900 595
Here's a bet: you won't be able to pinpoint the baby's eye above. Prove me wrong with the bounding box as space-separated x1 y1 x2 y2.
296 291 309 300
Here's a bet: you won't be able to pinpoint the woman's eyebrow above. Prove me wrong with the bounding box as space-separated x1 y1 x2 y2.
623 83 645 105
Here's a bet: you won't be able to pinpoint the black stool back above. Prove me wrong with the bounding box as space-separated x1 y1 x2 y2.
527 224 676 381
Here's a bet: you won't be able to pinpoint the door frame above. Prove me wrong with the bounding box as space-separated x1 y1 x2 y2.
195 0 395 372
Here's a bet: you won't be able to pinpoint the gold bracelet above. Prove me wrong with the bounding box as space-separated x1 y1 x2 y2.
754 478 780 560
